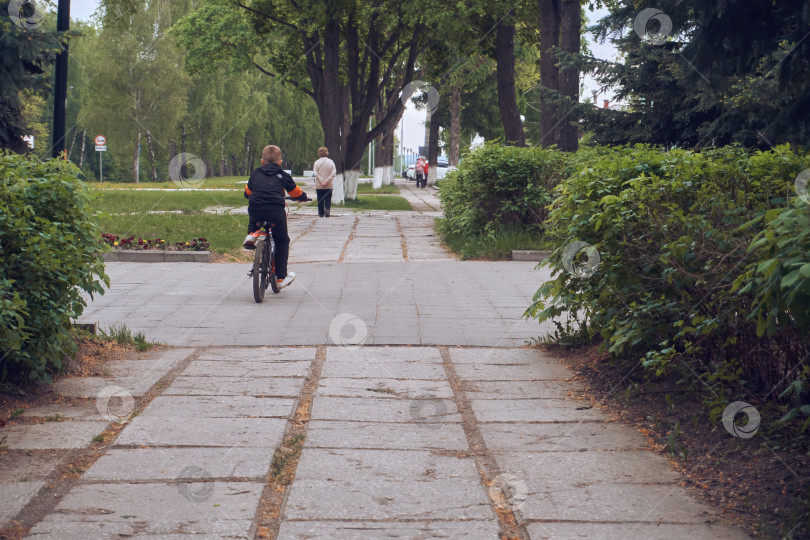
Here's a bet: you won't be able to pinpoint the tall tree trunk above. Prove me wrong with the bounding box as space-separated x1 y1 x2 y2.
449 85 461 166
180 122 188 179
539 0 562 148
558 0 581 152
496 22 525 146
219 141 226 177
230 152 238 175
145 129 157 183
427 109 440 185
382 128 395 185
78 129 86 169
373 101 386 188
242 137 251 175
133 131 141 183
67 127 78 160
169 139 178 164
198 123 214 178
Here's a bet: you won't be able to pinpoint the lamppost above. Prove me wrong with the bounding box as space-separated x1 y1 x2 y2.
51 0 71 158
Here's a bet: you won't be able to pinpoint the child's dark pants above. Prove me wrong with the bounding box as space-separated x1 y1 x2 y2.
248 205 290 279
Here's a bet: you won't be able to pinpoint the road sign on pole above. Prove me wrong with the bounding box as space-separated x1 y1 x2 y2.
94 135 106 146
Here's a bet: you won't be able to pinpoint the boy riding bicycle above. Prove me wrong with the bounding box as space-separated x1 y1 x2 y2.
243 145 308 289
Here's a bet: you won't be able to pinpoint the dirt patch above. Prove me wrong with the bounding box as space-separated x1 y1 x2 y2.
539 343 809 539
210 251 253 263
0 337 136 425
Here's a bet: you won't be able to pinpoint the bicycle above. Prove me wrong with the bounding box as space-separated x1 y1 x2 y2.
247 195 309 303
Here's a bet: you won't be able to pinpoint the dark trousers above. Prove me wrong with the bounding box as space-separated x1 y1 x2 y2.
247 205 290 279
416 172 425 187
316 188 333 216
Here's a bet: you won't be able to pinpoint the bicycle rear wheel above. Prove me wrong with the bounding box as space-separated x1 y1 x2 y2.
253 239 266 303
269 242 279 294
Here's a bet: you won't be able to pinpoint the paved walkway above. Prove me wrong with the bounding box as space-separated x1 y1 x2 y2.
1 200 750 539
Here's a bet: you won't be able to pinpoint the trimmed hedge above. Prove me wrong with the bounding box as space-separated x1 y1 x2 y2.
439 143 569 236
527 144 810 423
0 153 108 382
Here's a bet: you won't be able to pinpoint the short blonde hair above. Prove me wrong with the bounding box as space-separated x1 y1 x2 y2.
318 146 329 158
262 145 282 164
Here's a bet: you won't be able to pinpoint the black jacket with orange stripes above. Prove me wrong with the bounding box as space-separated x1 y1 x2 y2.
244 163 305 208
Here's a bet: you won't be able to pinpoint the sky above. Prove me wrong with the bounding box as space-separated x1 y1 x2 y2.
63 0 619 156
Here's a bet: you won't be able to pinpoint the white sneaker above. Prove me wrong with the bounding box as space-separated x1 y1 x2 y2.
242 234 256 250
277 271 296 289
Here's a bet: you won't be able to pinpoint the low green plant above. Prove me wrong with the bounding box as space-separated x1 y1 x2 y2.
1 153 108 383
105 324 133 345
133 331 152 352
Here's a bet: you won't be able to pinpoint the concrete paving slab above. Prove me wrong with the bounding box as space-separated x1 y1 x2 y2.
83 447 272 481
453 362 573 381
304 421 468 450
277 520 500 539
294 448 476 481
326 347 443 364
0 481 45 526
22 402 105 421
448 347 560 364
316 378 454 399
165 376 305 397
27 520 255 539
138 395 296 419
479 422 646 452
494 450 682 485
527 521 751 539
2 421 109 449
79 261 556 347
520 483 714 523
114 416 287 448
182 360 311 378
27 482 263 536
0 452 61 483
320 361 447 380
471 399 607 423
283 478 493 521
461 379 581 400
193 347 315 362
311 396 460 424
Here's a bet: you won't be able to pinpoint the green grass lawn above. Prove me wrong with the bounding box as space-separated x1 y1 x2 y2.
87 175 247 190
91 190 247 214
356 183 400 194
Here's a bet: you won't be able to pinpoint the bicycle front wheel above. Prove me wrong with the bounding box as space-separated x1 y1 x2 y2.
253 239 266 303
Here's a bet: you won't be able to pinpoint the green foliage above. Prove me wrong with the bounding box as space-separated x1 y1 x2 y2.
582 1 810 148
0 153 109 383
438 222 554 260
527 144 810 414
440 143 568 235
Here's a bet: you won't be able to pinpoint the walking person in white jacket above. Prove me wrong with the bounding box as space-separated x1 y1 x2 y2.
313 146 337 217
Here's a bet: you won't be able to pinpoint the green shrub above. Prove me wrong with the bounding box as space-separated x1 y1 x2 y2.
439 143 569 236
438 144 570 258
0 153 109 383
527 144 810 410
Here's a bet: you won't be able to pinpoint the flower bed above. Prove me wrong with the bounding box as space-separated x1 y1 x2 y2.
102 234 209 251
